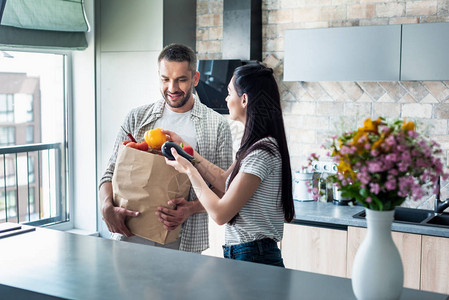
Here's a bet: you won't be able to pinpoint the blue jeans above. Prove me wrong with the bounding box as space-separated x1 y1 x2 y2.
222 238 285 267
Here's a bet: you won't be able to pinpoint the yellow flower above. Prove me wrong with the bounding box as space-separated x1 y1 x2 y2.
372 137 384 150
338 159 356 180
352 131 368 154
338 138 343 148
352 130 364 144
402 120 415 131
362 117 382 133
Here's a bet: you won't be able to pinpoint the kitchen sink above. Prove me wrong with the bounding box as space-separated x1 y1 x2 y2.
393 207 434 223
353 207 433 224
353 206 449 228
426 215 449 226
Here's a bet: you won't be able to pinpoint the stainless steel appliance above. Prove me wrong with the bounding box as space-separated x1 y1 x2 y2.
332 183 354 206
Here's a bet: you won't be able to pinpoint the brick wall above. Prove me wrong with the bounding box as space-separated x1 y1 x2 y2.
196 0 449 208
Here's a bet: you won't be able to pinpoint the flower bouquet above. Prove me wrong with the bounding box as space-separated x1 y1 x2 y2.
312 117 447 211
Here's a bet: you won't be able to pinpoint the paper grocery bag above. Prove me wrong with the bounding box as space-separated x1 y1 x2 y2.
112 145 191 244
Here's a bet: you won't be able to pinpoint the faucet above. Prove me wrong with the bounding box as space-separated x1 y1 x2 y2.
435 177 449 214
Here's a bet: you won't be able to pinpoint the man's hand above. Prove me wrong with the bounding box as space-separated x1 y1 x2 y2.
156 198 194 231
102 202 140 237
161 129 188 148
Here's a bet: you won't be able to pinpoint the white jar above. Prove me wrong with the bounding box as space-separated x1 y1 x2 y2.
293 171 314 201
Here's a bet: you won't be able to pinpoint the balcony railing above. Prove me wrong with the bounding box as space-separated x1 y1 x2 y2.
0 143 67 226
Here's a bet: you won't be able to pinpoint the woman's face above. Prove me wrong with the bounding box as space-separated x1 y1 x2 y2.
225 77 246 123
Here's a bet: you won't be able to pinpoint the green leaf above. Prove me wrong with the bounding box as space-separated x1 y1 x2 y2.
372 196 383 211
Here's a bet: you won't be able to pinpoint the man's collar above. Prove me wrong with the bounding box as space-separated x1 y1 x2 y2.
145 95 202 127
160 95 202 118
190 94 202 119
153 99 165 115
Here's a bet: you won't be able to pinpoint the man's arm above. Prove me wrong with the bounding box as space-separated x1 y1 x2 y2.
100 181 140 237
99 109 144 236
215 119 234 171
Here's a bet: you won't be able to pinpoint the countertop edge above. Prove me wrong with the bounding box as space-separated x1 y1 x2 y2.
292 201 449 238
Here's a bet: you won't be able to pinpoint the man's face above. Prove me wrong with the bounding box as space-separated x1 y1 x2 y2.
158 59 199 110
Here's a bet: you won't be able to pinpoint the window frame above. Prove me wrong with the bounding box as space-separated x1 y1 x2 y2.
0 47 74 230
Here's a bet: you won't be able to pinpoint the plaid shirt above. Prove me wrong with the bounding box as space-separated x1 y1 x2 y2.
100 97 233 253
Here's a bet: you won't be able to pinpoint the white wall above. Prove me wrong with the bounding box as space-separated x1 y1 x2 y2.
95 0 164 237
71 0 97 232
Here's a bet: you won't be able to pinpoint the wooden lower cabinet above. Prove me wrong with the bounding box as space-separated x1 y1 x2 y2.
421 235 449 294
205 220 448 293
281 223 347 277
347 226 422 290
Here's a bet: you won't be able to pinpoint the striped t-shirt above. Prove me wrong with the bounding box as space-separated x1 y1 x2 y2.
225 137 284 245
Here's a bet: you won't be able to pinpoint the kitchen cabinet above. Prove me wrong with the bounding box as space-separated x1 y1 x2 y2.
401 22 449 81
347 226 421 290
284 25 401 81
284 23 449 81
281 223 347 277
421 235 449 294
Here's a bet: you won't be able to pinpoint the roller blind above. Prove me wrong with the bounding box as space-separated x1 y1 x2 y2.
0 0 89 50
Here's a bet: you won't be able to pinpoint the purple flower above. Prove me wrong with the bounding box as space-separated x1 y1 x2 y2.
385 153 398 162
357 170 371 186
340 146 352 155
385 135 396 146
367 161 383 173
370 183 380 194
385 177 397 191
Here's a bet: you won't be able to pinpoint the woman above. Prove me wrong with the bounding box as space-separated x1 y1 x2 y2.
164 63 294 267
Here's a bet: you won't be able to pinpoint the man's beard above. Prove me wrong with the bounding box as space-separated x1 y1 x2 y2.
163 85 193 109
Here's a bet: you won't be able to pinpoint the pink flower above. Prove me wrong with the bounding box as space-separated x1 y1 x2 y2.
340 146 352 155
357 170 371 186
367 161 383 173
385 177 397 191
370 183 380 194
385 135 396 146
385 153 398 162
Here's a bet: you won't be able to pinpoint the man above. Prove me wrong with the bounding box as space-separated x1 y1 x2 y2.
99 44 233 253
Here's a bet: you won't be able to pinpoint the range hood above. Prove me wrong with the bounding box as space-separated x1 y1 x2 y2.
222 0 262 61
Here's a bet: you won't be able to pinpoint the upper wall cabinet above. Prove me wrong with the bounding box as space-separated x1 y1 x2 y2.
284 25 401 82
284 23 449 82
401 22 449 81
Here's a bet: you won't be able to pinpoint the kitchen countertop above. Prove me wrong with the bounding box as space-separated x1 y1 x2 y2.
0 224 447 300
292 201 449 238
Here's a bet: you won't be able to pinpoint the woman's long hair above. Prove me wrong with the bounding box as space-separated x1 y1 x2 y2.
228 63 294 224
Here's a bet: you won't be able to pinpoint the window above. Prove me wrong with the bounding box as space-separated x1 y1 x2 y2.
0 94 14 123
0 51 69 226
0 127 15 146
0 190 18 220
28 156 35 183
14 94 34 123
26 125 34 144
